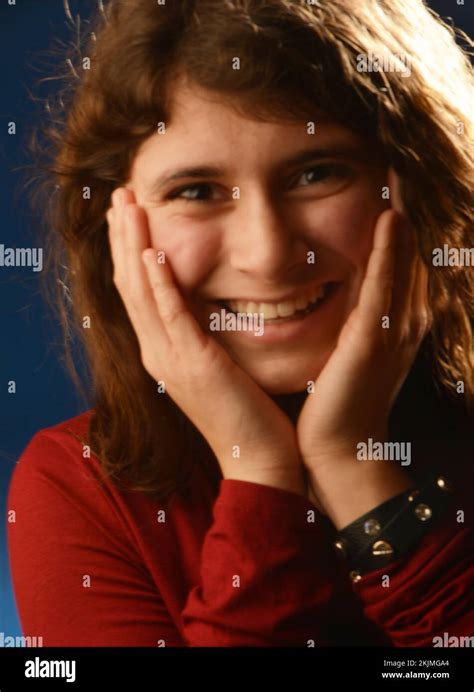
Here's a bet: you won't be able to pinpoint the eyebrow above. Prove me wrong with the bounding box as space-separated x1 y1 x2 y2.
146 144 365 195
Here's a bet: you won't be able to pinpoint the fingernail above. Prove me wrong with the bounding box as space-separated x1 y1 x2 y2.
112 188 125 207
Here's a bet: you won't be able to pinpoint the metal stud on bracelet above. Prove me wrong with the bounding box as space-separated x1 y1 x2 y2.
364 518 381 535
436 476 452 492
334 540 346 556
414 503 432 521
333 472 454 578
371 540 394 556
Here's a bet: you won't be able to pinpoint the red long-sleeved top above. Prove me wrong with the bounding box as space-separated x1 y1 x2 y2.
6 410 474 646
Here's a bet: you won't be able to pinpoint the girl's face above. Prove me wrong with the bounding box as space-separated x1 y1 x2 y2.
127 83 390 394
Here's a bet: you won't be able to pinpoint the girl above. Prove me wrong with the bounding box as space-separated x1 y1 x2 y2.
7 0 473 646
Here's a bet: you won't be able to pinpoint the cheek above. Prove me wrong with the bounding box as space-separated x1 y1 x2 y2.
148 217 218 290
307 184 388 266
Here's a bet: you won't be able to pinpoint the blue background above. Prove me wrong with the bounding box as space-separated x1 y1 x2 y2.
0 0 472 639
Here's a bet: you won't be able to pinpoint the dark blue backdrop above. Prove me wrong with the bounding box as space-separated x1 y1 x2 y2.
0 0 471 639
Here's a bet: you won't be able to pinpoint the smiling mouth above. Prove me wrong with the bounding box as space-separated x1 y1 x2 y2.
216 282 338 323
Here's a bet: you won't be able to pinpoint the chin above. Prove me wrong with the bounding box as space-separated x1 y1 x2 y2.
241 349 334 395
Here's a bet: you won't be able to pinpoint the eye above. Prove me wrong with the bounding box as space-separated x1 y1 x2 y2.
295 164 350 187
166 183 216 202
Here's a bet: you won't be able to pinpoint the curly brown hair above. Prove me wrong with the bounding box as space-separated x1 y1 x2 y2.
27 0 473 502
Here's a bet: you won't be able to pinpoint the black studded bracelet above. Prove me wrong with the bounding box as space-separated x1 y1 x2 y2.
333 472 454 582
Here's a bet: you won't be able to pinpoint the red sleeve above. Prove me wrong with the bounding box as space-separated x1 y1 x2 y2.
10 428 472 647
352 476 474 646
181 479 335 646
7 431 186 647
7 429 335 647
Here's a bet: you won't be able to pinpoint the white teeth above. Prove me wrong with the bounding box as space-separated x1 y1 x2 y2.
246 301 258 314
227 284 328 319
260 303 278 319
277 301 296 318
295 294 309 310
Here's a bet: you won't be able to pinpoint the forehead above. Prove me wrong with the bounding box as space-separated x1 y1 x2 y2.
130 81 367 180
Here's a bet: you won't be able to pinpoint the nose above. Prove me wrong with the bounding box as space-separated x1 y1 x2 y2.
227 190 310 281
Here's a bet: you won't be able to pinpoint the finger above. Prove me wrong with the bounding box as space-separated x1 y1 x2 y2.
120 203 174 351
142 250 209 352
385 168 420 331
107 208 124 293
356 209 397 333
387 167 404 215
389 215 418 330
411 257 432 338
108 189 170 353
122 203 154 302
107 187 136 283
112 187 135 208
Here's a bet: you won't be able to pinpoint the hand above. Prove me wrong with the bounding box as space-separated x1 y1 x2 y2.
297 170 432 474
107 188 306 495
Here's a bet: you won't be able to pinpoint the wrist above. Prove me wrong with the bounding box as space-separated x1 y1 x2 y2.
222 459 307 497
307 457 412 529
303 426 390 473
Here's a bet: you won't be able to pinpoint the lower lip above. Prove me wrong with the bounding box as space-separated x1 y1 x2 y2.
209 282 343 345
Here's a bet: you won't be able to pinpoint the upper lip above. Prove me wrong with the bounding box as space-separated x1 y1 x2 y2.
213 280 339 305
